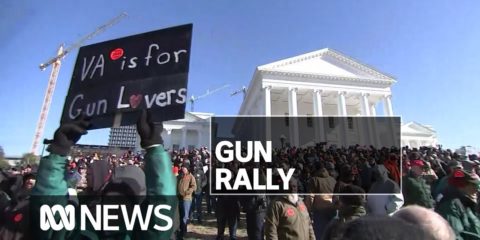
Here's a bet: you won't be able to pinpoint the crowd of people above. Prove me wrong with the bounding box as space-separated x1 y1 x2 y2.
1 114 480 240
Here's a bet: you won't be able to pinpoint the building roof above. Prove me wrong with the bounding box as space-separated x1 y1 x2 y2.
257 48 396 83
239 48 396 115
401 121 437 137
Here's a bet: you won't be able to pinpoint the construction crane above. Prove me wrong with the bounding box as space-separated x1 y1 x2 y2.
189 84 230 112
231 86 247 99
30 12 128 154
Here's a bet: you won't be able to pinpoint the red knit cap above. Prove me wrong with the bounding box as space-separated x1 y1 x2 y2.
449 169 480 189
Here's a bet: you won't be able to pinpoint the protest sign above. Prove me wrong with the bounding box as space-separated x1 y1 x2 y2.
61 24 193 129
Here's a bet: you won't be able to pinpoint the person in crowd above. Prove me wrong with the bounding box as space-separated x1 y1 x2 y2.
65 162 81 190
323 184 367 240
433 160 463 202
265 177 315 240
191 159 207 224
14 173 35 202
205 166 216 215
306 165 336 239
358 157 373 193
428 154 447 179
241 162 268 240
173 165 179 177
216 162 241 240
22 165 32 175
394 205 455 240
423 161 439 186
334 164 356 193
177 161 196 238
325 161 338 180
384 153 401 184
402 158 435 208
76 163 88 192
367 163 403 215
436 169 480 239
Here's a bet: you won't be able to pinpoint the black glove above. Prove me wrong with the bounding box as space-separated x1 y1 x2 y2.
137 110 164 149
47 115 90 156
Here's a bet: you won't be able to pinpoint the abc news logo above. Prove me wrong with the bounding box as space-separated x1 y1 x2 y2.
40 204 173 231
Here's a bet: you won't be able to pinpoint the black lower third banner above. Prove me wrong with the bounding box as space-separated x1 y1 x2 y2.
210 117 401 195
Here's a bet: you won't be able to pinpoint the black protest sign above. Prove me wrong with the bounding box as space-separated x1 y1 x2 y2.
61 24 193 129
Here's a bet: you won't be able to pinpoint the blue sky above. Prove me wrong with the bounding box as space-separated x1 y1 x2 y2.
1 1 479 156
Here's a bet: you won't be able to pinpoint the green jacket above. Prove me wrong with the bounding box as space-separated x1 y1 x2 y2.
31 146 177 240
322 205 367 240
402 173 435 208
433 175 449 200
436 187 480 240
265 196 315 240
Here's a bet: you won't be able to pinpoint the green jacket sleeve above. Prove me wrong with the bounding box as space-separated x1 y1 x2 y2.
31 154 70 240
437 200 467 240
32 154 68 196
141 145 178 240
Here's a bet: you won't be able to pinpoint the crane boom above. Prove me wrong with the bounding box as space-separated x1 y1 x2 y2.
31 13 127 154
190 84 230 112
231 86 247 99
31 45 63 154
39 12 128 71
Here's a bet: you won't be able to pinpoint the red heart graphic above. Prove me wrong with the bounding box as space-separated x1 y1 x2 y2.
110 48 124 60
129 94 143 109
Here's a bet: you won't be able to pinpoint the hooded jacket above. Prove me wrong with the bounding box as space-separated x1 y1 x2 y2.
367 165 404 215
307 168 336 211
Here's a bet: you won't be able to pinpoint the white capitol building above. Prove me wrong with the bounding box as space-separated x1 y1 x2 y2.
237 48 438 148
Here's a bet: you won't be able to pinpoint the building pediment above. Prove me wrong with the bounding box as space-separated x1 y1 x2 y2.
257 48 396 85
401 122 436 137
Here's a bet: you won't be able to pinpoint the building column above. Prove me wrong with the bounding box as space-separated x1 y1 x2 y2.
370 104 377 116
313 89 323 116
288 87 298 116
337 91 347 146
383 95 393 116
355 93 368 146
369 102 379 147
197 129 203 148
288 87 299 146
360 93 371 116
382 94 396 146
181 128 187 149
337 91 347 116
164 128 172 150
313 89 326 142
264 86 272 116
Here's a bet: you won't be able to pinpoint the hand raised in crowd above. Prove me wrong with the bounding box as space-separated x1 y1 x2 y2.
47 114 90 156
137 109 164 149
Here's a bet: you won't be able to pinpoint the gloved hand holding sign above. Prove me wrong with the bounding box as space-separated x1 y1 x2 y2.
47 114 90 156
